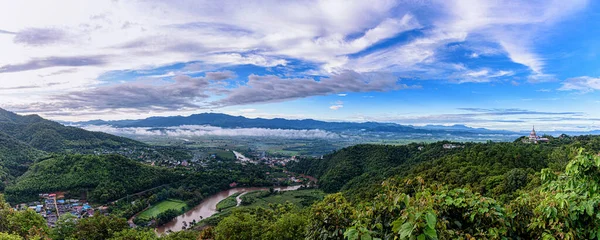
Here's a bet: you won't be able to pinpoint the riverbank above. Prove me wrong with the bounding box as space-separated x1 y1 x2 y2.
155 185 302 234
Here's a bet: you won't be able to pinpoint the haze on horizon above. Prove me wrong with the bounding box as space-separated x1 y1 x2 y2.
1 0 599 131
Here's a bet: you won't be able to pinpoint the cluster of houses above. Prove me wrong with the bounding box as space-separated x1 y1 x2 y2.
93 146 162 162
260 156 296 167
15 193 105 228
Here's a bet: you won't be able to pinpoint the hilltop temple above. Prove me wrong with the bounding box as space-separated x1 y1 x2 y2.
527 126 549 144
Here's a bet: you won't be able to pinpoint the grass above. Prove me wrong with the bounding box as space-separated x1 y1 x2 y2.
196 189 325 229
213 150 235 160
137 199 187 219
245 189 325 208
216 192 242 211
240 190 271 205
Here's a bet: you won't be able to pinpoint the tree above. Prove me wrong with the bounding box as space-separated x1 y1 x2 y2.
160 230 199 240
72 215 128 240
5 209 49 239
306 193 354 240
0 232 22 240
52 213 78 240
109 228 158 240
512 150 600 239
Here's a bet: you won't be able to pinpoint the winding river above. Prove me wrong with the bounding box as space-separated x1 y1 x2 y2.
156 185 302 234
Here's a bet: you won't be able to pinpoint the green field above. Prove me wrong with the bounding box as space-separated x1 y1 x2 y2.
244 189 325 208
137 199 187 219
216 192 242 211
213 150 235 160
199 189 325 227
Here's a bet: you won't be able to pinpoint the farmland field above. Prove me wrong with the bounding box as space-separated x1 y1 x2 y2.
138 199 187 219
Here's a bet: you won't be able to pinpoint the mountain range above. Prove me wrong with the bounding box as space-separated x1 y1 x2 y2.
71 113 521 135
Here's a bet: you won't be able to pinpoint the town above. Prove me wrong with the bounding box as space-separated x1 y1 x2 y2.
14 192 106 228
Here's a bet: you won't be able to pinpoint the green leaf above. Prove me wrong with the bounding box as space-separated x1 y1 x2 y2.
361 233 373 240
424 226 438 240
426 212 437 229
417 234 426 240
344 227 359 240
392 219 403 233
586 202 594 216
399 222 414 239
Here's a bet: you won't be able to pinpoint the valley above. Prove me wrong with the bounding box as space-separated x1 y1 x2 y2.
1 108 600 239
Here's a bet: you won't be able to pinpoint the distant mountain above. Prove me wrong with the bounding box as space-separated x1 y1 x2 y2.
0 108 145 152
72 112 519 135
416 124 517 134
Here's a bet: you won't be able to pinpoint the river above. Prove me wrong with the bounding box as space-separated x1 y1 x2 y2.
156 185 302 234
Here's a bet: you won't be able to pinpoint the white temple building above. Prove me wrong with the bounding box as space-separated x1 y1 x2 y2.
527 126 549 144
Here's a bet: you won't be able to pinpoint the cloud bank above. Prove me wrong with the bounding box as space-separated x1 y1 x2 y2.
81 124 340 139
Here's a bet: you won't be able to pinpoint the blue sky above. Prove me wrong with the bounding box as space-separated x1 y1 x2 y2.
0 0 599 131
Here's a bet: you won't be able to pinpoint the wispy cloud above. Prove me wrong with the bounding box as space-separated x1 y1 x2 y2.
0 56 107 73
457 108 581 116
13 28 68 46
214 70 420 107
0 29 15 34
559 76 600 93
329 105 343 110
30 71 238 111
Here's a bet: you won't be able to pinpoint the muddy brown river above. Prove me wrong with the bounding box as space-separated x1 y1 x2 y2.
156 185 302 234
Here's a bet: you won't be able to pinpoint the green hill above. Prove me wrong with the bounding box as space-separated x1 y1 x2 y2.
0 132 46 190
0 108 145 153
289 135 600 201
5 154 175 203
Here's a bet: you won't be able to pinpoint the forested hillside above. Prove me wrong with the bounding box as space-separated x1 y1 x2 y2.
0 133 46 191
0 108 145 152
200 137 600 239
288 136 600 201
288 142 453 193
5 154 174 203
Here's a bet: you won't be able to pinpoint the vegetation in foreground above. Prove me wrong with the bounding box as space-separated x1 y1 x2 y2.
203 149 600 240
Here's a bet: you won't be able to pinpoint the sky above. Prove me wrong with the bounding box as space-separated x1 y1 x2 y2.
0 0 599 131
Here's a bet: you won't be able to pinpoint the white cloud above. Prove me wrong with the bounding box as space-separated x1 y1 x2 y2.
559 76 600 93
329 105 343 110
337 93 347 97
239 108 257 113
466 70 489 77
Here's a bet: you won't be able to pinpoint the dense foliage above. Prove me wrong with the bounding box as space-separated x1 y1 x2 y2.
289 136 600 202
208 148 600 240
0 133 46 191
5 154 174 203
0 108 145 153
213 203 308 240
